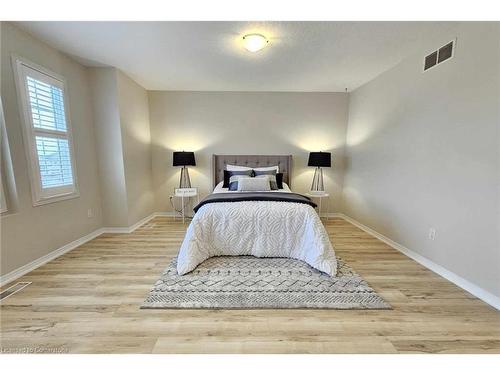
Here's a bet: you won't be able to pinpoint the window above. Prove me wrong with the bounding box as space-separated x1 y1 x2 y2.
13 56 79 205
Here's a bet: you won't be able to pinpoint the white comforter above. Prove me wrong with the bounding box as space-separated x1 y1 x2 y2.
176 198 338 276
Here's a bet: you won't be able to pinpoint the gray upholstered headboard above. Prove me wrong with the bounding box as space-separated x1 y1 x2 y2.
213 155 293 188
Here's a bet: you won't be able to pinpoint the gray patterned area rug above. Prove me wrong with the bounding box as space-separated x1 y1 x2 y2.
141 256 390 309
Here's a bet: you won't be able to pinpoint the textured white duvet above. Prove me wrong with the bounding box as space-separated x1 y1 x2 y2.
176 197 338 276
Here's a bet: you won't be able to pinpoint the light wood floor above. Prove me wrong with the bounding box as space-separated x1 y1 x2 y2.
1 217 499 354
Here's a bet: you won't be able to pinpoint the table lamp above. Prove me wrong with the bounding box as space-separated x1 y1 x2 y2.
308 151 331 193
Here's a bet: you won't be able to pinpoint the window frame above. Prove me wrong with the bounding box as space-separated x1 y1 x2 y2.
12 55 79 206
0 183 6 213
0 98 8 213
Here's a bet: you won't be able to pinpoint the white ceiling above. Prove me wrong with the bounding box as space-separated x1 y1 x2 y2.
16 21 459 92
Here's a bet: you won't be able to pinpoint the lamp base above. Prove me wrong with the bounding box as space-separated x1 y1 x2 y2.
310 167 324 192
179 166 192 188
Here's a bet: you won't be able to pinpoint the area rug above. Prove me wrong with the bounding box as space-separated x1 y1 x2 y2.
141 256 390 309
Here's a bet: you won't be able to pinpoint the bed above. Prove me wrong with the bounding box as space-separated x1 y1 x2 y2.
176 154 337 276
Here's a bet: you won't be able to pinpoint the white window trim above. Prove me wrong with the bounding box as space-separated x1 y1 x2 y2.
12 55 80 206
0 98 8 213
0 186 6 214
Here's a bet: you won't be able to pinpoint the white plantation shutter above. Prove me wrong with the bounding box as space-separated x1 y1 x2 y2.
35 136 74 188
27 76 68 132
14 57 79 205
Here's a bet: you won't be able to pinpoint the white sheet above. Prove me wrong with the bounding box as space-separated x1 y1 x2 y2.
176 183 337 276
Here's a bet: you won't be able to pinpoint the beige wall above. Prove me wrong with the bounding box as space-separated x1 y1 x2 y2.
89 68 155 227
148 91 349 213
117 71 154 226
3 20 498 303
88 67 128 227
1 25 155 276
342 22 500 297
1 22 103 275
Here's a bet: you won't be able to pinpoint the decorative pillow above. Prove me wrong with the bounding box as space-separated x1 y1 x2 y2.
253 165 279 173
228 170 253 191
226 164 253 172
276 173 284 189
237 176 271 192
253 170 278 190
223 170 231 188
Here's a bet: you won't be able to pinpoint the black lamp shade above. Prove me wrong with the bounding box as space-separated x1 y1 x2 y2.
308 152 331 167
173 151 196 166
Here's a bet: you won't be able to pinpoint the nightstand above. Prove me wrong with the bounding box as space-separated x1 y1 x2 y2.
305 192 330 220
174 188 200 223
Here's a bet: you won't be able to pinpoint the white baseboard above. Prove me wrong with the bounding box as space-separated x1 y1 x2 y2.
0 227 105 286
0 212 159 286
4 211 499 311
321 213 342 218
154 211 177 217
101 212 158 234
337 213 500 310
2 209 317 286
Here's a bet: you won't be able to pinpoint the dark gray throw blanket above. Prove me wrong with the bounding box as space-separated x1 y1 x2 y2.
193 192 317 213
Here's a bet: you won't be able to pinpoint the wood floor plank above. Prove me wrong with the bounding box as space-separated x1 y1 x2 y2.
1 217 499 353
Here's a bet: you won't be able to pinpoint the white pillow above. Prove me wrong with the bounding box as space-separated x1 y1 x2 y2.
226 164 252 171
237 177 271 191
226 164 279 172
254 165 279 172
213 181 225 193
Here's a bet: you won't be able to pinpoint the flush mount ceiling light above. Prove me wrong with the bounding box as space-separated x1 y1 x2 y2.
242 34 269 52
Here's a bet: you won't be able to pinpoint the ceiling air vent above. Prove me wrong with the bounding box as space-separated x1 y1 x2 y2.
423 39 456 72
